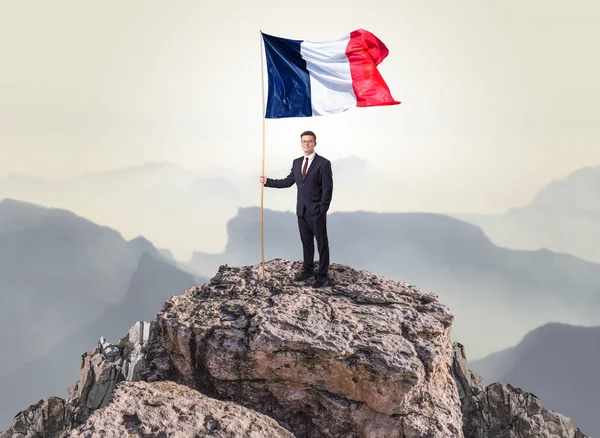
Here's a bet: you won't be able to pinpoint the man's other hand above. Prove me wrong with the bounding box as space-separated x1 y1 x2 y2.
259 176 267 184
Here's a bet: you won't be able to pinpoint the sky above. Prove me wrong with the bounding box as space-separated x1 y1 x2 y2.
1 0 599 213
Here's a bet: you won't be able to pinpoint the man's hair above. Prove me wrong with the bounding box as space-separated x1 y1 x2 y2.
300 130 316 141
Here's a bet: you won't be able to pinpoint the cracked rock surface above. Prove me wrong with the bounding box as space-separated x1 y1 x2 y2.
63 381 294 438
0 259 589 438
0 321 151 438
150 259 463 437
453 343 587 438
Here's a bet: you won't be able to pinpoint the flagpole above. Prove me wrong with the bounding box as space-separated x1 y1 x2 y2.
259 30 266 279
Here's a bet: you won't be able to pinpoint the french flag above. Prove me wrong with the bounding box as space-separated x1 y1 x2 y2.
261 29 400 119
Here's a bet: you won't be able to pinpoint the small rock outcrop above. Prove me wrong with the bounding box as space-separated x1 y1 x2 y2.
0 260 589 437
66 320 151 425
0 321 152 438
63 381 294 438
0 398 67 438
453 343 586 438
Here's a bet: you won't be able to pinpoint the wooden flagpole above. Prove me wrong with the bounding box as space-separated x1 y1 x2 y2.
260 30 266 279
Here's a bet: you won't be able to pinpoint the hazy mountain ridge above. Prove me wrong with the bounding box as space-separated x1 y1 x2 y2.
455 164 600 263
0 158 402 259
0 199 141 374
6 160 599 263
469 322 600 437
6 160 598 263
0 163 243 259
0 199 206 427
532 165 600 211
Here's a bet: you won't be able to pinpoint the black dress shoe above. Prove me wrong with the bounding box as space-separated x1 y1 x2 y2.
294 271 314 282
312 277 328 288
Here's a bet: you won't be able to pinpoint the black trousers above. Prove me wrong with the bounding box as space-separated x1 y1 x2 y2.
297 213 330 279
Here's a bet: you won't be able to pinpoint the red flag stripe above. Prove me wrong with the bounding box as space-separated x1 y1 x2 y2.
346 29 401 107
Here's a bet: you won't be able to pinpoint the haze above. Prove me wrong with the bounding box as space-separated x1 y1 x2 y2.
1 0 599 216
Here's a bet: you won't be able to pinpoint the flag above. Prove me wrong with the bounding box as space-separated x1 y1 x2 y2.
261 29 400 119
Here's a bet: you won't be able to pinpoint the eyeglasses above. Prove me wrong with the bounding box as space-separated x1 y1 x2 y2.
301 140 315 144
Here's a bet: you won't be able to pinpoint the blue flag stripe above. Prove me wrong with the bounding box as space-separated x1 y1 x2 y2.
262 33 312 118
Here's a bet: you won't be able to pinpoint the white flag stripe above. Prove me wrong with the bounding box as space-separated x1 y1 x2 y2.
301 35 357 116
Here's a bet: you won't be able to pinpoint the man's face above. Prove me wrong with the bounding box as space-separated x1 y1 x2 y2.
301 135 317 155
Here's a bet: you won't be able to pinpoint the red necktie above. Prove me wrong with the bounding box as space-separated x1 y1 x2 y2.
302 157 309 180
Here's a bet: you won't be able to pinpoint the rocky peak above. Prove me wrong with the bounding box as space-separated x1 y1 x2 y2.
0 259 588 437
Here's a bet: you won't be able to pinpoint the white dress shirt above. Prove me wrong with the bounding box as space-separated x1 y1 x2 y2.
302 152 316 175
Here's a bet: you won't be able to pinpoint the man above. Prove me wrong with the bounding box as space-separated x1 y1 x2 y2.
260 131 333 288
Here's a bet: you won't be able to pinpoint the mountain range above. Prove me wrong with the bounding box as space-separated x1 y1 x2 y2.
0 158 401 259
455 165 600 264
2 162 600 433
0 199 205 428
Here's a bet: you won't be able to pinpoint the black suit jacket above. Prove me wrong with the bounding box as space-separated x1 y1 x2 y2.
266 154 333 217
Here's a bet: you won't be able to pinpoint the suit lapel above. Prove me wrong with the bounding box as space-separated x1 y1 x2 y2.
295 157 303 180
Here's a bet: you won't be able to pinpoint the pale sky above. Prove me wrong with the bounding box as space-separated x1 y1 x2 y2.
1 0 599 213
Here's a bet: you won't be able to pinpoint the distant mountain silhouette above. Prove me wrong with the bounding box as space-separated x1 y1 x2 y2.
4 161 599 262
456 165 600 263
0 163 242 258
533 166 600 212
0 199 140 375
186 207 600 361
469 323 600 438
0 199 204 428
0 158 399 259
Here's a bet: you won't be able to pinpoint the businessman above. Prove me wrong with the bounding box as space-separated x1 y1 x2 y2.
260 131 333 288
